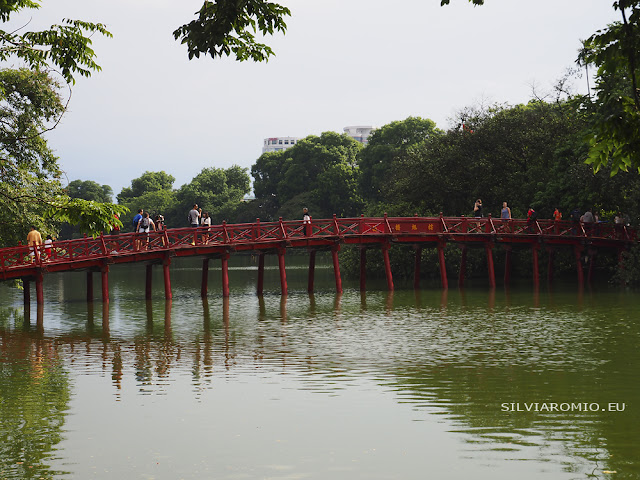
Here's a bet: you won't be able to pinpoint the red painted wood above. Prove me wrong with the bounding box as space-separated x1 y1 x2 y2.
414 246 422 290
331 245 342 294
163 257 172 300
382 244 394 291
257 253 265 295
277 248 287 296
532 245 539 289
221 253 230 297
587 252 595 284
201 258 209 298
100 266 109 303
575 246 584 287
1 216 636 305
308 250 316 293
504 247 512 286
438 242 448 289
145 265 153 300
547 249 555 284
35 272 44 305
87 271 94 302
486 245 496 288
459 246 467 288
360 247 366 292
23 277 30 307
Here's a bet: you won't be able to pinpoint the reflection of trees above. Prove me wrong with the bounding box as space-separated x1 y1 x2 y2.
0 329 70 478
3 290 640 477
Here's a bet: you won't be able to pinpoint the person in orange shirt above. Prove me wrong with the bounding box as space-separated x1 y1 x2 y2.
553 208 562 221
26 225 43 259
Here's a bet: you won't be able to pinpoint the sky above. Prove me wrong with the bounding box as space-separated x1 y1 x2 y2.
7 0 620 198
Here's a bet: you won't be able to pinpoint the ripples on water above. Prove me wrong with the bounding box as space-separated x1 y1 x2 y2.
0 258 639 479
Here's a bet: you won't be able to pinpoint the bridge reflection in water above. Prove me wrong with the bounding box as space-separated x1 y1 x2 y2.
2 215 636 307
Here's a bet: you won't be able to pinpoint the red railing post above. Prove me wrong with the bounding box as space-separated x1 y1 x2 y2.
383 212 392 233
333 214 339 235
279 217 286 239
222 220 229 243
255 218 260 242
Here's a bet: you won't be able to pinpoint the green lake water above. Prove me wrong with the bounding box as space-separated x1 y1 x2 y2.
0 255 638 479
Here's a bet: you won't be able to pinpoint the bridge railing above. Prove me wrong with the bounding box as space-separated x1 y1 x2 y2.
0 217 636 275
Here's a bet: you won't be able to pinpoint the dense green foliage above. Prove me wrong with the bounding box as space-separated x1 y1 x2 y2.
173 0 290 62
580 1 640 175
115 166 251 231
251 132 363 220
0 1 111 84
66 179 113 203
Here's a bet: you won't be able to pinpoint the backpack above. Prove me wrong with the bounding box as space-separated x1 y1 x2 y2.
140 217 150 229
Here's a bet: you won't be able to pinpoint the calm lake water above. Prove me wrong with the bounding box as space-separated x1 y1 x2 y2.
0 255 638 479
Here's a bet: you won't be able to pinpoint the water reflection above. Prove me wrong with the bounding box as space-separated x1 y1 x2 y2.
0 265 638 479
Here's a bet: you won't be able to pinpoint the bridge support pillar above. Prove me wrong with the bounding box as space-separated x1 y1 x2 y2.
617 248 626 286
23 277 30 310
331 244 343 294
382 243 394 291
459 246 467 288
485 244 496 288
277 248 287 296
35 271 44 305
257 253 265 295
201 258 209 298
221 253 230 297
438 242 448 289
308 250 316 293
574 246 584 287
163 257 172 300
547 249 555 284
360 247 367 291
87 271 94 302
145 265 153 300
587 250 595 284
532 244 540 289
100 265 109 303
414 246 422 290
504 247 512 286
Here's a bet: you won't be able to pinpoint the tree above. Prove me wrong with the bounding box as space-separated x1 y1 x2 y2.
67 179 113 203
117 171 175 204
0 69 125 245
442 0 640 176
251 132 363 219
0 2 111 83
116 171 177 228
580 1 640 175
173 0 290 62
0 2 126 244
358 117 442 203
176 165 251 224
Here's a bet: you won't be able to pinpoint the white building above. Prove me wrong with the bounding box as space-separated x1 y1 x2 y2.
262 136 300 153
343 126 375 145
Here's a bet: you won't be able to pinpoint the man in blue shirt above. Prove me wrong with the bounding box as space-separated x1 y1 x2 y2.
132 209 143 232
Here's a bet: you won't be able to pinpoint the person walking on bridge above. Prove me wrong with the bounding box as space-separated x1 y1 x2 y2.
26 225 43 260
132 209 143 232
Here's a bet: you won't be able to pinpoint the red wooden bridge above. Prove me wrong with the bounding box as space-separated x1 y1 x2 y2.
2 214 636 305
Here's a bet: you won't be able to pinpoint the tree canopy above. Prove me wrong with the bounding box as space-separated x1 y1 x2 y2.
251 132 363 219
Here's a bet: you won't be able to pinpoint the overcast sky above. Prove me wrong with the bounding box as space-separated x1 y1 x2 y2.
8 0 619 197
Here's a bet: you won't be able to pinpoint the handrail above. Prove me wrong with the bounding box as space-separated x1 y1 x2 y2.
0 217 635 276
